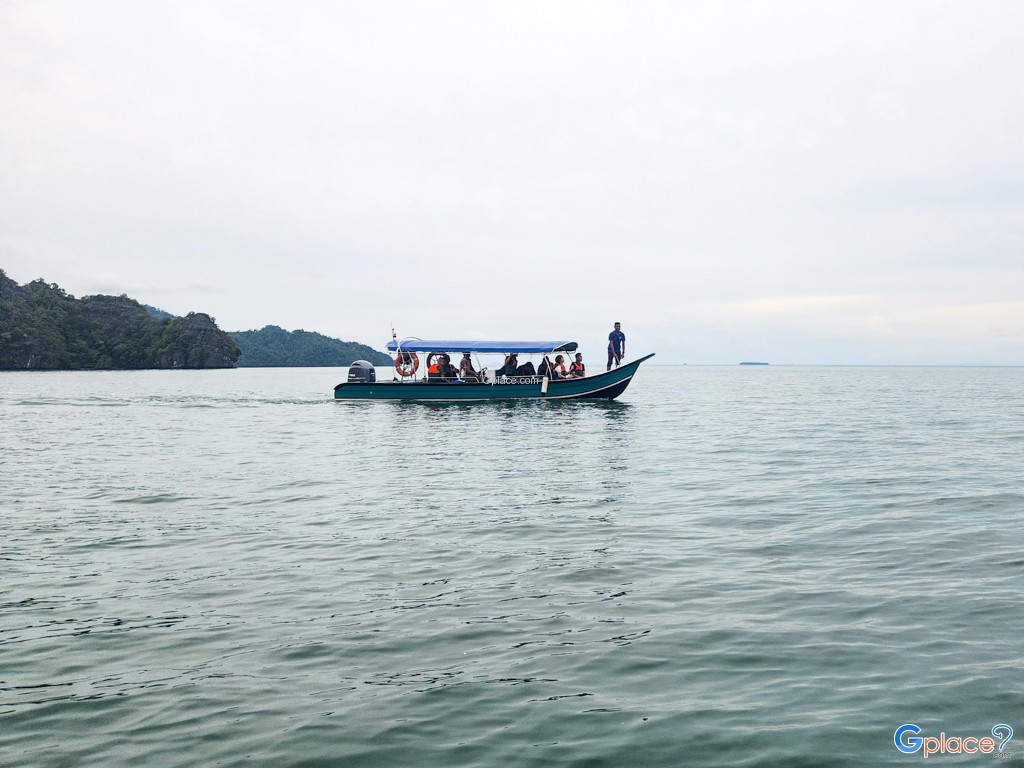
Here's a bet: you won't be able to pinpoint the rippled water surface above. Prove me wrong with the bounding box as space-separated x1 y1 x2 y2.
3 365 1023 766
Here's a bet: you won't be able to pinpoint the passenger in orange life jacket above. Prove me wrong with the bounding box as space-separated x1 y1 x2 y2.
538 355 564 378
428 354 458 381
551 355 567 379
567 352 585 378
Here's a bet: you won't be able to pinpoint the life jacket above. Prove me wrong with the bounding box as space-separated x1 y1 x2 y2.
569 361 585 376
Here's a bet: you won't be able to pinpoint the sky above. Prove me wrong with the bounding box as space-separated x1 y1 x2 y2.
2 1 1023 364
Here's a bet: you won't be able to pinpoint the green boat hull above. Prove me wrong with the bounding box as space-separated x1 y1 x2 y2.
334 353 654 401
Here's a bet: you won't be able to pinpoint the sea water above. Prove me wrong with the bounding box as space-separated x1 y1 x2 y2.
2 366 1022 767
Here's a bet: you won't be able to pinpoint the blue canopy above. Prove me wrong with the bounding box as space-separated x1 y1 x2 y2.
387 339 578 354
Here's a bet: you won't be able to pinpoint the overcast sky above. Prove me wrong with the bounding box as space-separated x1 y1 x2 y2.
2 1 1022 364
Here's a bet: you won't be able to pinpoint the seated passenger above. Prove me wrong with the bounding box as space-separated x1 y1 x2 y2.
437 354 458 381
567 352 585 378
538 356 550 377
459 352 479 382
516 360 536 377
497 354 519 378
427 354 458 381
551 354 567 379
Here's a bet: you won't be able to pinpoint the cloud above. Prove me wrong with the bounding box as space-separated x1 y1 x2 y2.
2 1 1023 363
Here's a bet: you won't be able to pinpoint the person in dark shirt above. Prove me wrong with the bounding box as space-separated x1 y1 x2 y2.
497 354 519 378
607 321 626 370
438 355 458 380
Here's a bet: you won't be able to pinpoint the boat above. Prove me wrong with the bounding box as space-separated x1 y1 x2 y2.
333 338 654 401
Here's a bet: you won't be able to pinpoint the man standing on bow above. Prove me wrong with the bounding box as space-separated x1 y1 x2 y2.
607 321 626 370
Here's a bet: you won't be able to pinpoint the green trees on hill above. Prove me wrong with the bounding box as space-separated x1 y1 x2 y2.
230 326 392 367
0 269 240 369
1 268 387 370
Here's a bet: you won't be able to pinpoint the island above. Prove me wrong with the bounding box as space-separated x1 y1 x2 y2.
0 269 239 370
1 267 391 371
229 326 392 367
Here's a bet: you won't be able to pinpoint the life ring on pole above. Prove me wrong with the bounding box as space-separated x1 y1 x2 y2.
394 352 419 377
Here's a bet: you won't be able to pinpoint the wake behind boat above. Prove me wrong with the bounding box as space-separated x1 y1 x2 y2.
333 338 654 401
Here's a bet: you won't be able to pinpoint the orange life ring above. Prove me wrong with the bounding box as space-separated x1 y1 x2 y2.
394 352 419 377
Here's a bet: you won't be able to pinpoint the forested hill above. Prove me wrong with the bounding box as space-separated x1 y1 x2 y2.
230 326 392 367
0 269 240 370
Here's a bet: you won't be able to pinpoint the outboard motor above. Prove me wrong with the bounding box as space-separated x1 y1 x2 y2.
347 360 376 383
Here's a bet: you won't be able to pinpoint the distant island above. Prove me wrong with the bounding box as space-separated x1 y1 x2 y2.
230 326 391 367
739 361 770 365
0 268 239 370
0 268 388 370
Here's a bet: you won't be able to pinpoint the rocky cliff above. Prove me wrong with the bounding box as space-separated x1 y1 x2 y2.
154 312 241 369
